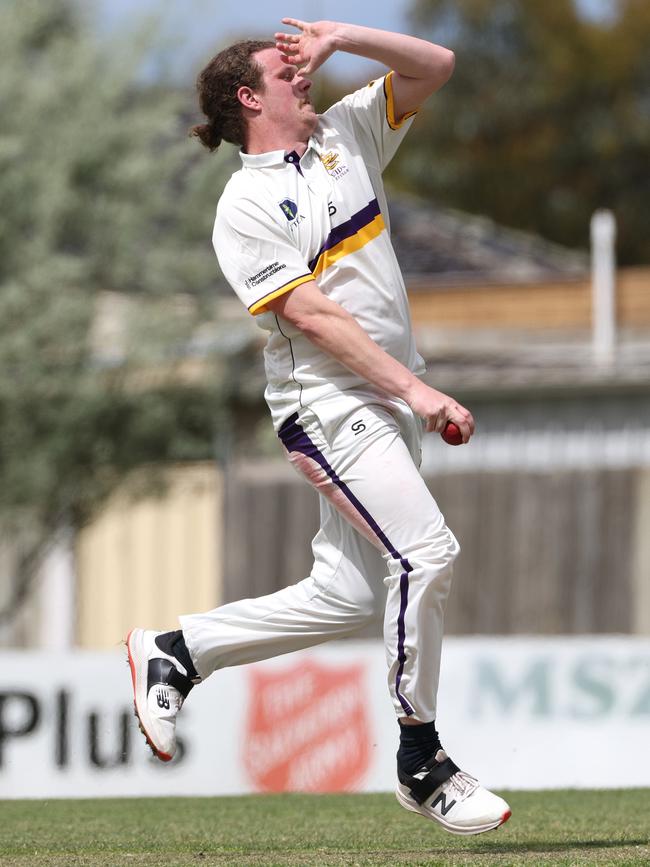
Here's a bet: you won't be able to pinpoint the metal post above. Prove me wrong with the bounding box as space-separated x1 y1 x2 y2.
590 209 617 368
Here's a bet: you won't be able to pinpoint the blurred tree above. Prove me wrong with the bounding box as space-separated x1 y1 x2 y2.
0 0 238 622
393 0 650 263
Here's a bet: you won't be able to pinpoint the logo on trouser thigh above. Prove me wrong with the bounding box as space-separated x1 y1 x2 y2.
242 660 371 793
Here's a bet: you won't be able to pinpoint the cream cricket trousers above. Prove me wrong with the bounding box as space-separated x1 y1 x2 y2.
180 390 459 721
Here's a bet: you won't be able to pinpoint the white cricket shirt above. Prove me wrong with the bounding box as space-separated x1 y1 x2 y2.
213 72 425 429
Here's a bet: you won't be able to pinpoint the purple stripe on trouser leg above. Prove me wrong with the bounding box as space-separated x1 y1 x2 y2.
279 412 415 715
395 559 413 709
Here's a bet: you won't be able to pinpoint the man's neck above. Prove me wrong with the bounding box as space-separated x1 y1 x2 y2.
244 136 309 157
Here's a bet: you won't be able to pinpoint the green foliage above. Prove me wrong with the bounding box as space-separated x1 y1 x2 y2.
395 0 650 263
1 1 236 298
0 0 237 612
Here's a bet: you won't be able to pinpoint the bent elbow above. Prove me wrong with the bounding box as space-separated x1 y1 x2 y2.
441 48 455 84
424 47 455 93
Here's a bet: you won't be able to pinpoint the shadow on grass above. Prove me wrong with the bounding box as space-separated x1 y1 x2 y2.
468 836 650 855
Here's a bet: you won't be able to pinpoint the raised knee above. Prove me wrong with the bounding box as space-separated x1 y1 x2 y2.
403 525 460 573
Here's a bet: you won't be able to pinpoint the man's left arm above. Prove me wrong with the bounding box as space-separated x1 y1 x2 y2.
276 19 455 119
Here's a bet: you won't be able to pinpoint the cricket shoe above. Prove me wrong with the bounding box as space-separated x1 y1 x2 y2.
396 749 511 836
126 628 198 762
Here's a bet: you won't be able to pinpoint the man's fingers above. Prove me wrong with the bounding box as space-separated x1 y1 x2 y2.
445 413 473 443
275 32 301 45
451 419 473 441
448 405 475 436
424 414 446 434
281 17 307 30
425 412 475 442
456 421 472 444
275 38 300 56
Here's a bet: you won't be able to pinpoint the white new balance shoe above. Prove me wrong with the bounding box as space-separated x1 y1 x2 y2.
126 628 197 762
396 749 511 836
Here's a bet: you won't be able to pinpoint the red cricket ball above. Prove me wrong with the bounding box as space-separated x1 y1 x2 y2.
441 422 463 446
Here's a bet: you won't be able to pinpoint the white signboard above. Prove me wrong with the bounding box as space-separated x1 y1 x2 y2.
1 636 649 798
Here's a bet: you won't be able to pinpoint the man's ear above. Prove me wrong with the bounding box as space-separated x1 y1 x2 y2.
237 86 260 111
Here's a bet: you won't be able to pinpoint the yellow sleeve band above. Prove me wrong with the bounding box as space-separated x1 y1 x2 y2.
384 70 419 131
249 273 315 315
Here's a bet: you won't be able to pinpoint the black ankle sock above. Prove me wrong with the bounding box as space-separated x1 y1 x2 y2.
155 630 199 680
396 720 442 775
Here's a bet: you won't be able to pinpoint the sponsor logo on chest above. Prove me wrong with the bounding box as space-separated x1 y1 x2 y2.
320 150 350 180
279 198 306 230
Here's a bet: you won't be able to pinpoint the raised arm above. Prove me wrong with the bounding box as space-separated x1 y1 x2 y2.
266 280 474 441
275 19 455 120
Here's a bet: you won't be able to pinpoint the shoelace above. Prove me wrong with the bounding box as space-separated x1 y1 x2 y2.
447 770 480 800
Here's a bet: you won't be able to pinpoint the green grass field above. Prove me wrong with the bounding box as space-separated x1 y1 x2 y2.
1 790 649 867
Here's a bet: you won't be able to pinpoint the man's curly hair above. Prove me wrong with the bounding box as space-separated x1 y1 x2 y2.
190 39 274 152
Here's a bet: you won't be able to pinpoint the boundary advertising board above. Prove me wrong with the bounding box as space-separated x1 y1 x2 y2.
1 637 649 798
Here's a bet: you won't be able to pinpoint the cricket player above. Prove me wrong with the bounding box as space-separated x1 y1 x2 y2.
127 19 511 835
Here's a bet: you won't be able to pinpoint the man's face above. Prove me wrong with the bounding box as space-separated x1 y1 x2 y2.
252 48 318 140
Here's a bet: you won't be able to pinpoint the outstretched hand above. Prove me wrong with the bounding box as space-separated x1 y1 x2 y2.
275 18 338 76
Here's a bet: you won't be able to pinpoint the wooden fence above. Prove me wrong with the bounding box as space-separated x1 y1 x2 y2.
223 462 645 637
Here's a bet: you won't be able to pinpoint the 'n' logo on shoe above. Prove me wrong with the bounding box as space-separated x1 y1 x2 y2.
432 792 457 816
156 689 170 710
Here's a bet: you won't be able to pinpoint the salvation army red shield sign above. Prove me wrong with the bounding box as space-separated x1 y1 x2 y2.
242 658 371 792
